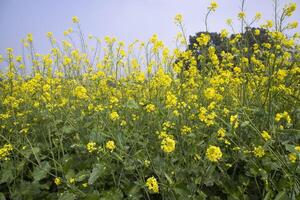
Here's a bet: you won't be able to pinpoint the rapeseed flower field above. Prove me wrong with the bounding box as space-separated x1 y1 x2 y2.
0 1 299 199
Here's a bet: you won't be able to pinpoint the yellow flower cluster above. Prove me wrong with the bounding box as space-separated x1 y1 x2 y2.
54 177 62 186
74 85 88 100
261 131 271 141
145 104 156 113
69 178 75 184
86 142 97 153
253 146 265 158
72 16 79 23
204 87 222 101
165 92 177 108
161 136 176 153
284 3 297 17
105 140 116 152
181 125 192 135
217 128 226 139
238 12 246 20
146 176 159 193
208 1 218 12
174 14 183 24
230 114 239 129
110 111 120 121
0 144 13 160
220 29 229 38
196 34 210 46
275 112 291 124
206 145 222 162
198 107 217 126
288 153 297 163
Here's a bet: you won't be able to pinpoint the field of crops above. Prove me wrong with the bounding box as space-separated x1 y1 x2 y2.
0 1 300 200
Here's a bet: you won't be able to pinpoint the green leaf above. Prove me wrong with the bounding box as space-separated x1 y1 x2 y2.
12 181 41 199
127 184 141 198
76 170 90 182
0 193 6 200
0 162 14 184
23 147 40 159
32 161 51 182
173 183 190 198
88 163 106 185
274 191 288 200
125 99 139 109
197 191 207 200
62 126 74 134
32 147 41 155
164 173 173 185
284 144 296 153
84 191 101 200
100 188 123 200
241 121 250 127
89 131 106 143
263 191 273 200
59 192 76 200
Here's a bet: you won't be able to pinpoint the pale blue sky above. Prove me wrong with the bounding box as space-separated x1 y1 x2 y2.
0 0 299 56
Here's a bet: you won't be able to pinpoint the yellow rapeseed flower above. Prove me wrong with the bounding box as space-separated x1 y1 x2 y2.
110 111 120 121
105 140 116 152
204 87 216 99
197 34 210 46
161 136 176 153
253 146 265 158
255 12 262 20
72 16 79 23
46 32 53 39
74 85 88 100
145 104 156 113
208 1 218 12
0 144 13 160
174 14 183 24
287 21 298 29
230 114 239 129
238 12 246 20
262 20 274 28
226 18 232 25
82 183 88 188
165 92 177 108
6 48 13 53
206 145 222 162
275 111 291 124
27 33 33 43
217 128 226 139
54 177 62 186
277 69 287 81
120 120 127 126
181 125 192 135
254 29 260 36
146 176 159 193
288 153 297 163
144 160 151 167
220 29 229 38
284 3 297 17
261 131 271 141
69 178 75 184
86 142 97 153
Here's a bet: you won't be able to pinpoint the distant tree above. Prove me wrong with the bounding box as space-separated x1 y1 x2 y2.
179 27 270 71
